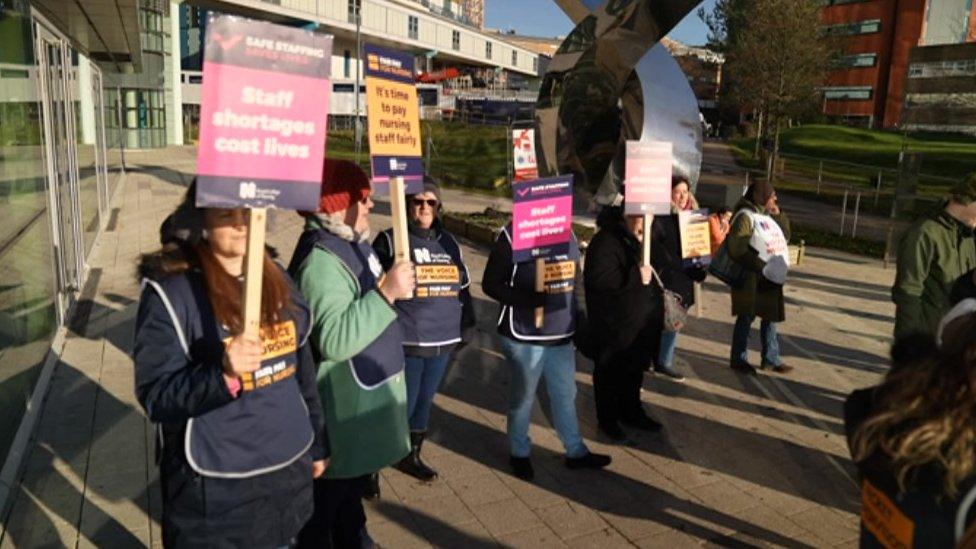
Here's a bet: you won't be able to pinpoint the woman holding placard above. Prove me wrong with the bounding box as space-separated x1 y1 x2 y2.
289 159 415 547
483 222 611 480
585 200 665 441
134 182 327 548
650 176 708 382
373 177 476 481
726 181 793 375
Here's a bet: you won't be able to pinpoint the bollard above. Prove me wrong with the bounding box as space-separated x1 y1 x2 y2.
817 161 823 195
694 282 702 318
840 188 849 236
852 192 862 238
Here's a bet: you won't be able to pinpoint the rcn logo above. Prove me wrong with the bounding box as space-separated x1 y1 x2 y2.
388 158 407 171
239 182 258 199
413 248 432 264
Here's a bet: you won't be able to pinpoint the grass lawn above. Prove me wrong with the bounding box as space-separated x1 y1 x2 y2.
326 121 510 195
731 124 976 198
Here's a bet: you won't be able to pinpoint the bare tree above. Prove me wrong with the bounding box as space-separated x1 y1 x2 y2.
702 0 835 169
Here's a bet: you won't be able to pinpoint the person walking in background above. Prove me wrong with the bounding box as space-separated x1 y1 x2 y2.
892 173 976 340
726 181 793 375
373 177 476 481
709 207 733 254
585 200 665 440
845 299 976 547
482 222 611 481
288 159 415 548
650 176 708 381
134 183 327 548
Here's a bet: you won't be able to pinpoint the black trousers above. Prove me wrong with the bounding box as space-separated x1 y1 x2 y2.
593 350 648 427
296 475 371 549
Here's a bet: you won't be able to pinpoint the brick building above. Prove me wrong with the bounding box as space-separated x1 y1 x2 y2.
821 0 976 129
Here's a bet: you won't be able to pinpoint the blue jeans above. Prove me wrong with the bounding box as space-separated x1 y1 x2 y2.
730 315 782 366
498 338 588 459
658 330 680 369
404 353 452 432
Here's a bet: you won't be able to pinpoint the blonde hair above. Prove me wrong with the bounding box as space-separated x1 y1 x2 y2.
851 314 976 497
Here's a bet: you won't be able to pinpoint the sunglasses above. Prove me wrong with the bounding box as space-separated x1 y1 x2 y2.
411 198 439 208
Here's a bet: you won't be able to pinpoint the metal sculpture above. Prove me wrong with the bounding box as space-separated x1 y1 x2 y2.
538 0 704 204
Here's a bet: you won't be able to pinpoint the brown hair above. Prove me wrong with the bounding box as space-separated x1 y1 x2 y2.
194 242 294 334
851 314 976 497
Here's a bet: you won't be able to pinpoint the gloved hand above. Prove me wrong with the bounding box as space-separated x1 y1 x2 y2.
762 255 788 285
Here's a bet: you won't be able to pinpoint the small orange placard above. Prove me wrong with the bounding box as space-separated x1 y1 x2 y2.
861 479 914 549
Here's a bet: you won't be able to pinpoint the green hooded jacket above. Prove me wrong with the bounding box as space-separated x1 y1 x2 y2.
293 218 410 479
892 210 976 339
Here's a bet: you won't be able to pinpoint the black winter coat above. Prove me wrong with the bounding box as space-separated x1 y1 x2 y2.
584 208 663 363
651 214 707 307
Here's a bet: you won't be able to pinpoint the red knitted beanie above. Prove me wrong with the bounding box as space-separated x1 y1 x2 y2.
318 159 371 214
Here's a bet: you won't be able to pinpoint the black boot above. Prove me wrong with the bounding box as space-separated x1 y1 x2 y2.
394 431 438 481
362 472 381 500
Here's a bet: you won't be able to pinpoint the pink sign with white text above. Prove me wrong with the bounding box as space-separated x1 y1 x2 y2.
196 15 333 210
624 141 673 215
511 175 574 262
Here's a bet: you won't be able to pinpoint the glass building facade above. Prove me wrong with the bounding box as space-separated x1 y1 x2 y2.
0 0 121 467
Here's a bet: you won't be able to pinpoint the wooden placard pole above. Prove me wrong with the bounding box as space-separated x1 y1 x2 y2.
389 176 413 299
534 257 546 328
642 214 653 273
241 208 268 339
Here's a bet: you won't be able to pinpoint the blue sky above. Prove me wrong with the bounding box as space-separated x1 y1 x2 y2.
484 0 717 46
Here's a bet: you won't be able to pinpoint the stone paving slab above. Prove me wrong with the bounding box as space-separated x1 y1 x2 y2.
0 146 894 547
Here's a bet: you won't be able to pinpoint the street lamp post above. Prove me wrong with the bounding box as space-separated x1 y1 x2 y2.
355 1 363 162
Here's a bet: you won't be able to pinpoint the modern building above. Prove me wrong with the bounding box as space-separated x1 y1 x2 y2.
820 0 976 129
904 41 976 135
662 37 724 117
0 0 131 512
178 0 540 139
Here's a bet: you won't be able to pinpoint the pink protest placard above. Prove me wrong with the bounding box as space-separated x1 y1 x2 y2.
196 15 333 209
511 175 574 262
624 141 673 215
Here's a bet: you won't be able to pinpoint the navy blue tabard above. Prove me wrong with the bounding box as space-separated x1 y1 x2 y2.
499 224 579 342
380 229 467 347
143 270 313 478
289 228 405 389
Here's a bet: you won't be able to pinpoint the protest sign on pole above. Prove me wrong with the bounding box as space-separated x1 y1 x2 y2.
364 44 424 196
364 44 422 291
624 140 673 268
679 209 712 267
511 175 574 327
196 15 332 337
512 129 538 182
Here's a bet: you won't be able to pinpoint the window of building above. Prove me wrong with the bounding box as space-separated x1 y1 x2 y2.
824 19 881 36
908 59 976 78
408 16 419 40
452 30 460 50
512 50 518 65
486 41 492 59
823 85 873 100
343 50 351 78
837 53 878 68
348 0 361 24
139 5 167 53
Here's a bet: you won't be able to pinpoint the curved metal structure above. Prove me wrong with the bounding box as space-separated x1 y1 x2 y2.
538 0 704 204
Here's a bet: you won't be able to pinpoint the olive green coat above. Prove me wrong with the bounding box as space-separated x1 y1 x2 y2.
892 210 976 339
726 199 792 322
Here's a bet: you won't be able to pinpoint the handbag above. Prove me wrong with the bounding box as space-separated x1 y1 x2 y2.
707 211 749 287
651 268 688 332
707 239 745 287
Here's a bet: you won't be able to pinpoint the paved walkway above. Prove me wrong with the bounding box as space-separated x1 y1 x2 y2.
0 147 896 547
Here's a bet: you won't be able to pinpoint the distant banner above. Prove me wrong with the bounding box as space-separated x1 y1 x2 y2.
511 175 574 263
512 129 538 182
679 208 712 267
196 15 332 209
624 140 672 216
364 43 423 194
